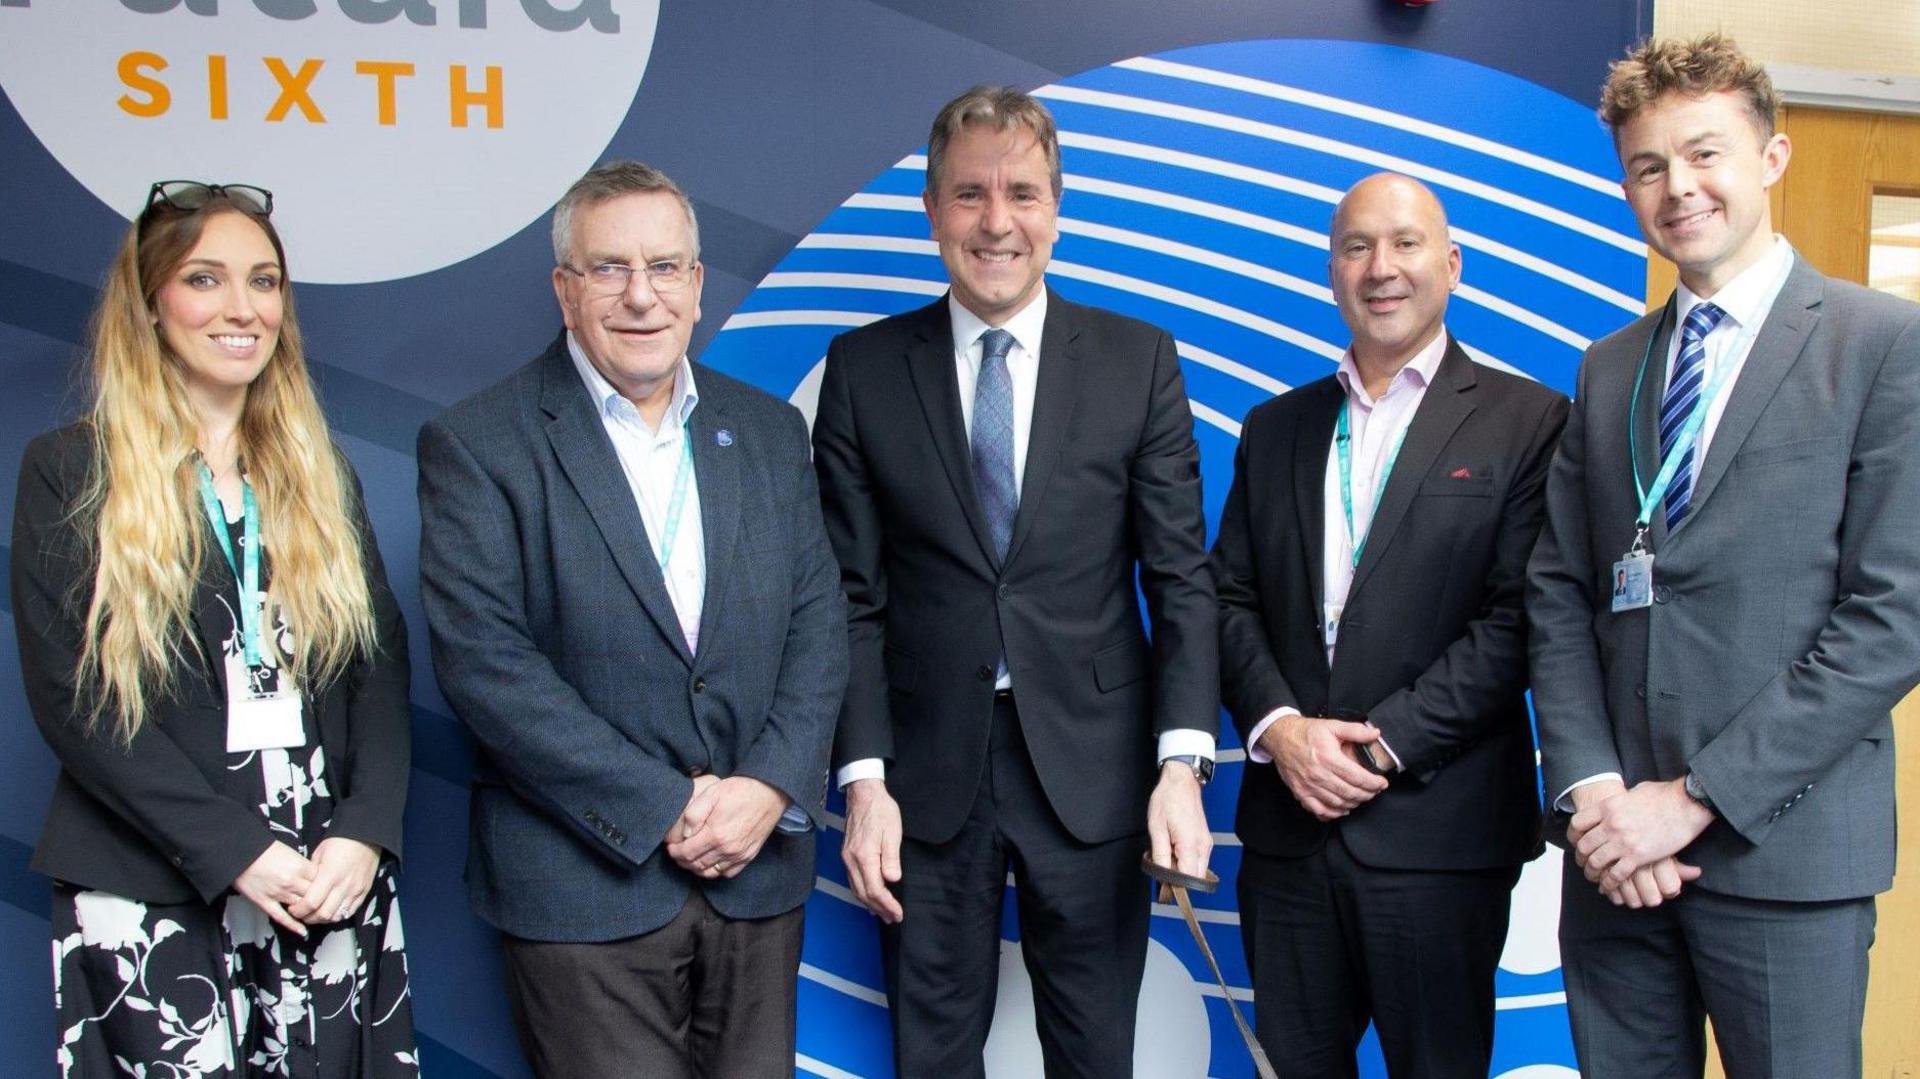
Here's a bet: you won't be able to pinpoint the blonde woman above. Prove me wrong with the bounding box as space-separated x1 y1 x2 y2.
9 183 417 1078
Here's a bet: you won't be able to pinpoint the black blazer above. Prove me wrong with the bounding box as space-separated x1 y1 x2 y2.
1212 340 1567 870
812 290 1218 846
11 424 411 905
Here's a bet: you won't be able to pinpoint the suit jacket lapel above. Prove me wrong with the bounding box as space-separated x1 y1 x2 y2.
1005 292 1081 567
1348 339 1476 598
192 533 237 703
904 299 1002 568
539 342 693 666
688 388 740 655
1293 379 1341 623
1674 260 1824 535
1635 303 1675 545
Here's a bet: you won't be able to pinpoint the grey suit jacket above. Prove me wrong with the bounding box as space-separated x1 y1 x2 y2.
1528 256 1920 902
418 336 847 942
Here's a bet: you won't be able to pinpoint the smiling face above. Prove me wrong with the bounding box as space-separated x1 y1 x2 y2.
1616 90 1790 297
553 190 704 412
1328 174 1461 370
924 122 1060 326
151 210 285 408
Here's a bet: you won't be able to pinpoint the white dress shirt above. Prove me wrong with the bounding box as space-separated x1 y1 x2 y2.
1554 236 1797 811
568 335 705 652
1243 329 1451 768
837 291 1214 789
571 337 809 833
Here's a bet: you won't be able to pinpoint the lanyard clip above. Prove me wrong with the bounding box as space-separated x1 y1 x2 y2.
1628 525 1651 557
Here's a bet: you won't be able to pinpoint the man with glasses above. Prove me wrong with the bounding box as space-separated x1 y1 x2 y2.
417 160 846 1077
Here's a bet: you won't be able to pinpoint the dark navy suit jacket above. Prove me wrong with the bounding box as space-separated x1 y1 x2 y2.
418 336 846 942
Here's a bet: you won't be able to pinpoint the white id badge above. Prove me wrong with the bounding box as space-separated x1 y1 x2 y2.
1322 602 1344 651
227 683 306 752
1610 552 1655 613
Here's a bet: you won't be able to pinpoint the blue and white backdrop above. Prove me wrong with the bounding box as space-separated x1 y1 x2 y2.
0 3 1647 1076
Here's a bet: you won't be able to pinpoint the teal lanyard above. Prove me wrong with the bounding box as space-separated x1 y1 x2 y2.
1625 299 1759 542
1335 399 1410 570
652 431 696 570
194 463 265 667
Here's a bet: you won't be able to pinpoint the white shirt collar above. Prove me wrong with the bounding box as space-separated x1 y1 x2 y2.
1335 328 1449 407
1675 235 1793 331
948 288 1049 360
566 331 700 434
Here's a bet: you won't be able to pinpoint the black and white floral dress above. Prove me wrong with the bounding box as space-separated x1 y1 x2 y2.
48 511 418 1079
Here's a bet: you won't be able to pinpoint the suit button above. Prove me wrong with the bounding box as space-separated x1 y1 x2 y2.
1634 683 1648 700
688 765 708 778
1654 584 1672 604
693 677 707 693
171 854 185 867
976 665 993 681
997 584 1011 600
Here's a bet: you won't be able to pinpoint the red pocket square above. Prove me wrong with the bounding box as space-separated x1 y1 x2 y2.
1449 467 1473 480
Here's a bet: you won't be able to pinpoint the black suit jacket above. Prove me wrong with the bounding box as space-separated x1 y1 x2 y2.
812 290 1218 845
11 424 412 905
1212 340 1567 870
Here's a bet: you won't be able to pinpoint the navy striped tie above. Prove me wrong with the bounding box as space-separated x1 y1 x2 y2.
1659 301 1727 529
972 328 1018 561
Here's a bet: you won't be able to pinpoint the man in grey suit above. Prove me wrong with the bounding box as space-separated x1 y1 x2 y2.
1528 34 1920 1077
418 161 846 1077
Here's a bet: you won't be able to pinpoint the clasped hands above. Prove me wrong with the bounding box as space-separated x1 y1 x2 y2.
839 762 1214 926
1260 714 1389 822
232 835 381 938
664 773 791 881
1565 778 1713 909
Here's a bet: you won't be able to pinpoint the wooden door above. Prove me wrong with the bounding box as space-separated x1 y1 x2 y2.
1652 103 1920 1079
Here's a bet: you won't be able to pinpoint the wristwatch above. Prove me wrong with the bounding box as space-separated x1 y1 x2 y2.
1682 770 1716 815
1162 754 1214 787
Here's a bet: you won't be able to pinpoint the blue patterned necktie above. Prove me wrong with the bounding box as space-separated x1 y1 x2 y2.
1659 300 1727 529
972 328 1018 562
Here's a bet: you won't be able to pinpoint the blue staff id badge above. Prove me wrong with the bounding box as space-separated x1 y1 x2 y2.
1322 601 1344 651
226 676 306 753
1610 552 1654 613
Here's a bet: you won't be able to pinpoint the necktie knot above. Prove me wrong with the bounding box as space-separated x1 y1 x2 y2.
1682 301 1726 344
980 328 1016 366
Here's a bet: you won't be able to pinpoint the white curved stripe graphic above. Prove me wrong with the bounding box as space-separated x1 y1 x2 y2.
844 190 1332 304
1196 983 1257 1003
787 235 1353 366
720 309 885 332
802 963 889 1008
759 271 945 297
1460 343 1529 380
1217 748 1249 764
1189 400 1241 437
796 1054 865 1079
1119 56 1624 198
1456 284 1590 350
992 142 1639 312
1495 992 1570 1011
1035 84 1646 254
1179 341 1290 397
841 190 1592 352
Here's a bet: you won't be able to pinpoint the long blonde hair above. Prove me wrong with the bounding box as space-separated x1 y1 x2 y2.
75 196 377 743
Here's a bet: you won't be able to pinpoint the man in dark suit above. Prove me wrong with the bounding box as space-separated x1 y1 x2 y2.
1528 34 1920 1077
811 86 1218 1078
417 161 846 1077
1211 173 1568 1077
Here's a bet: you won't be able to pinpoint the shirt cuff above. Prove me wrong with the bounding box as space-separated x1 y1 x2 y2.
1554 772 1624 814
835 758 886 790
1156 728 1216 764
1368 726 1405 772
774 804 811 834
1244 707 1303 764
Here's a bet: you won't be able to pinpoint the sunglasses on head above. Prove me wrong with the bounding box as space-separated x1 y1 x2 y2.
145 181 274 217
